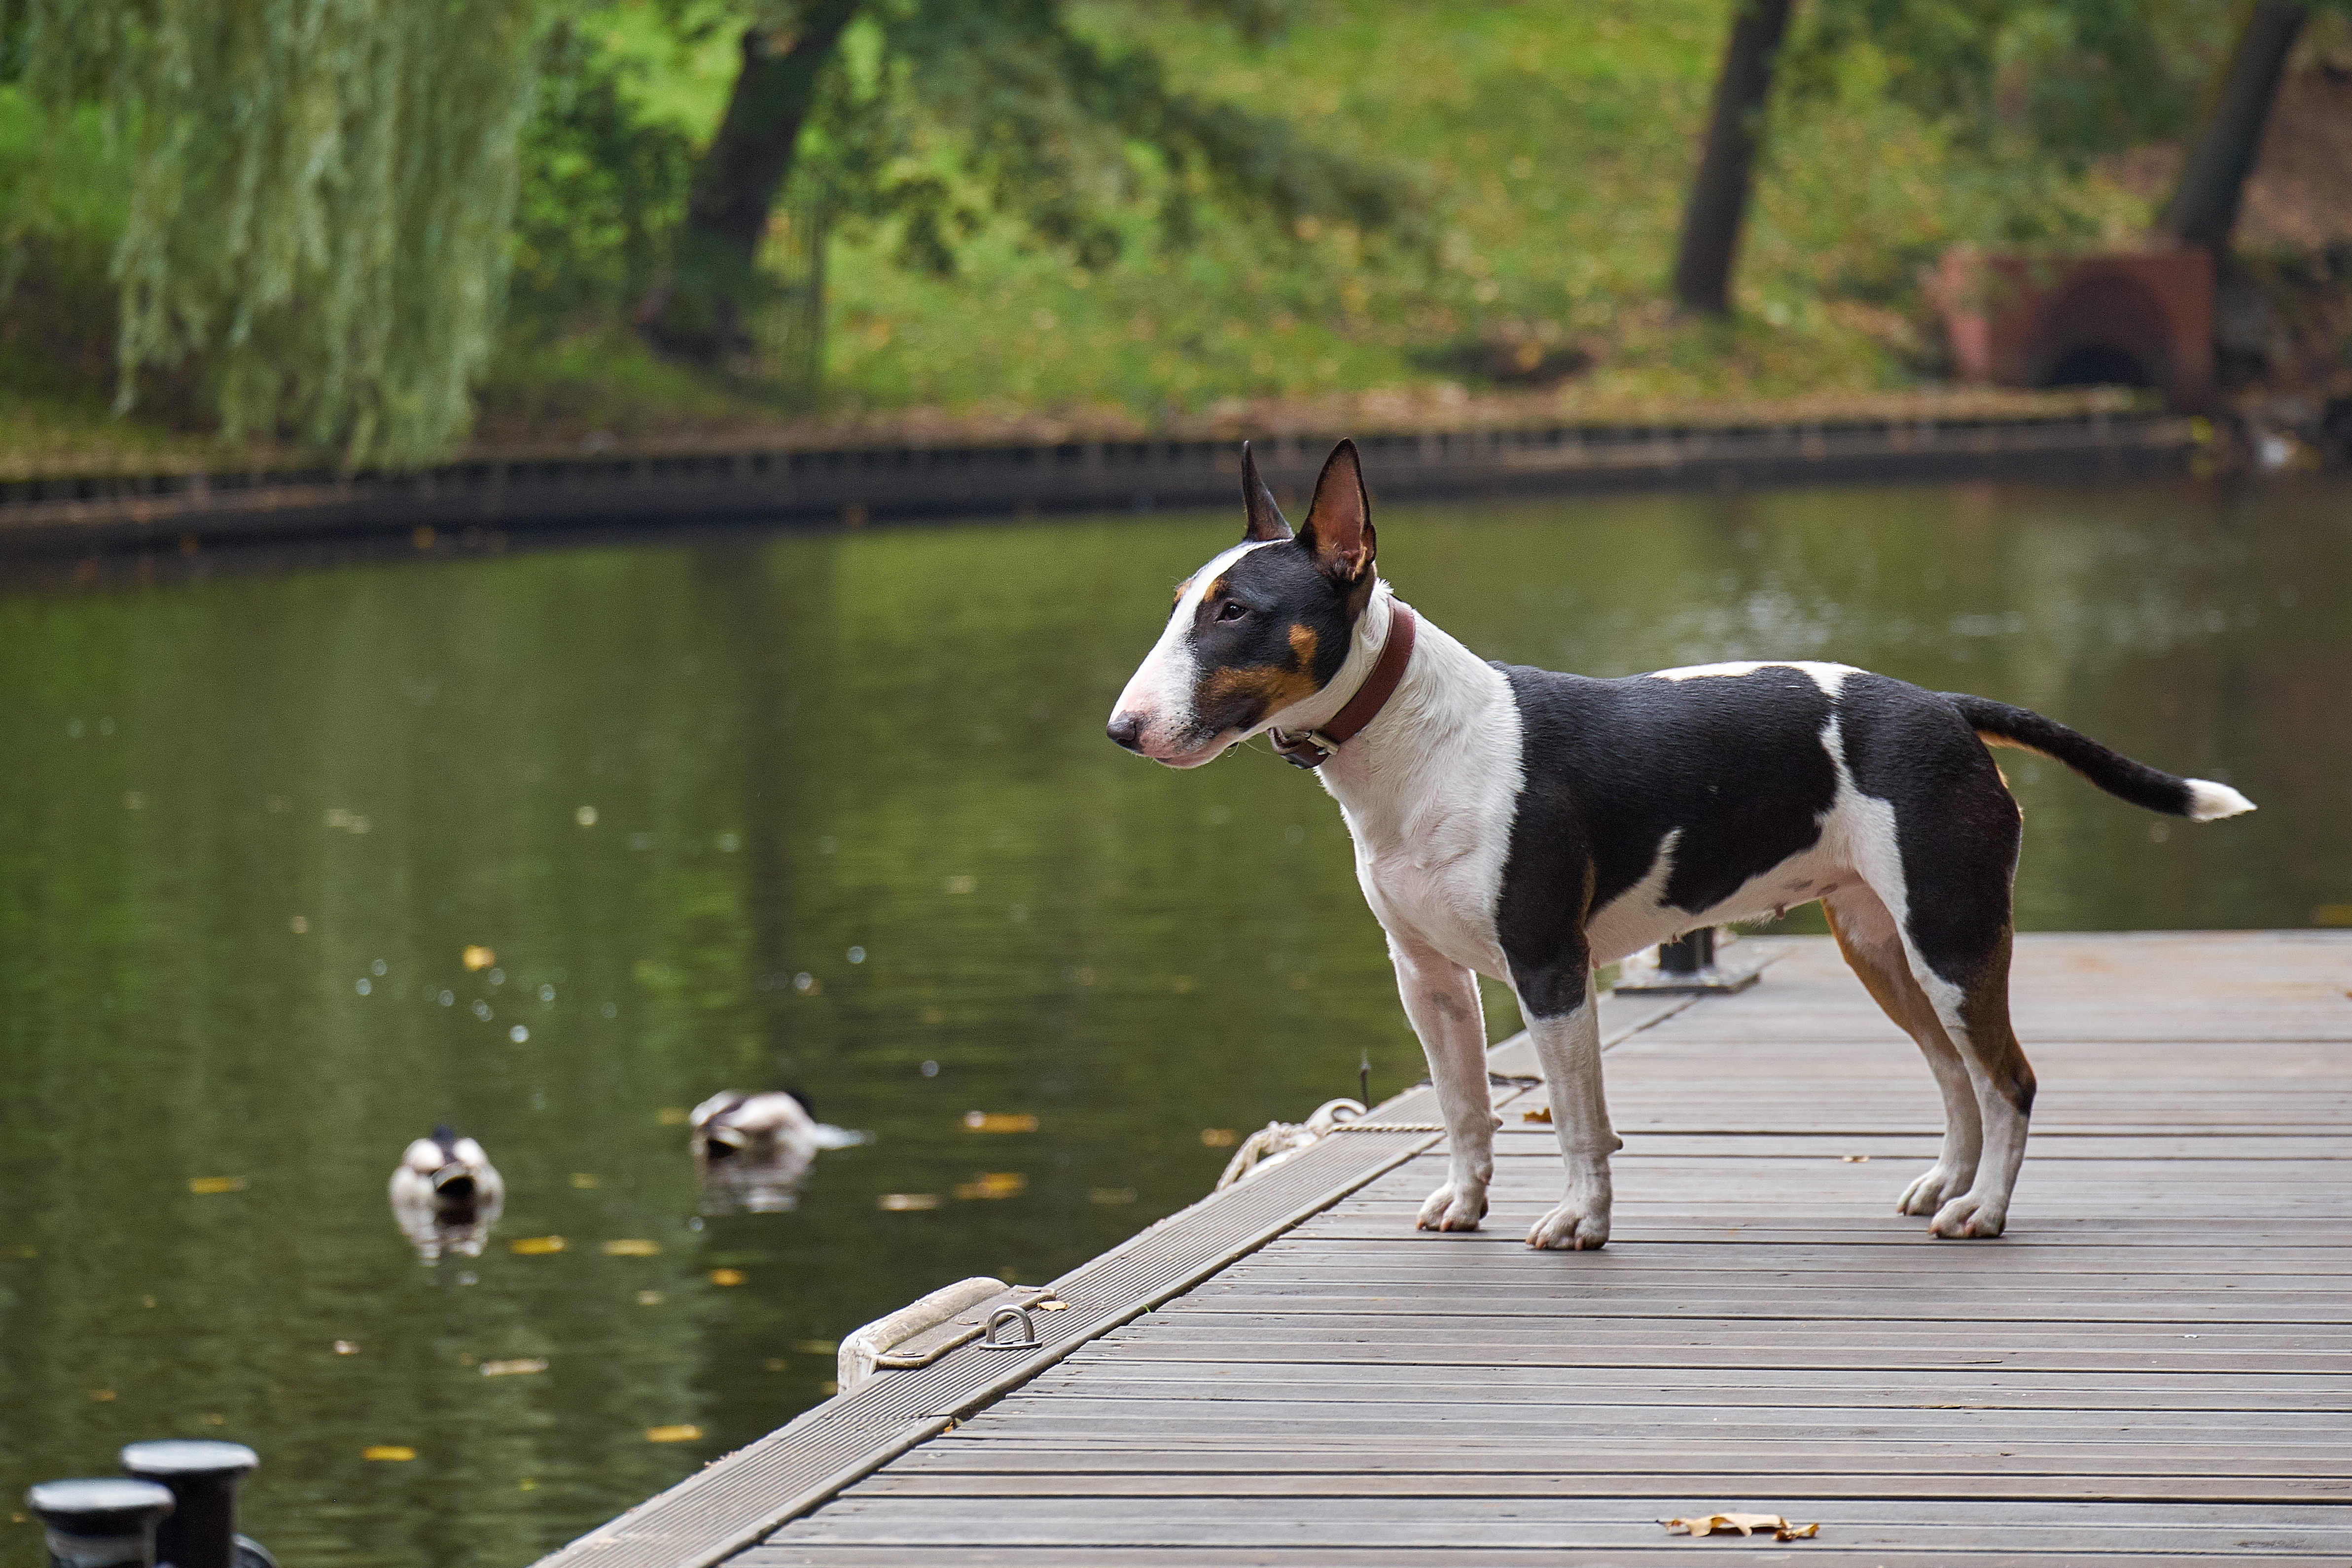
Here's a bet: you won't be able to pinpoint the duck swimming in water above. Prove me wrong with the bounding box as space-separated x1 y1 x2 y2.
389 1126 505 1262
689 1091 868 1214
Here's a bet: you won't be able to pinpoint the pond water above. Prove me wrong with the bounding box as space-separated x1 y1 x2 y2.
1 475 2346 1565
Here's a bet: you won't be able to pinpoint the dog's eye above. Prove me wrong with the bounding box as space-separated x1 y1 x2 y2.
1215 601 1249 623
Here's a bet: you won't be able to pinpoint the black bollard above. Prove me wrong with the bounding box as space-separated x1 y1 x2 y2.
1658 927 1715 974
117 1441 278 1568
24 1477 176 1568
1613 925 1763 995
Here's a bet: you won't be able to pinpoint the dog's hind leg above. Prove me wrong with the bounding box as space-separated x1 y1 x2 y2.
1849 806 2035 1237
1912 929 2034 1239
1390 934 1496 1232
1825 887 1981 1217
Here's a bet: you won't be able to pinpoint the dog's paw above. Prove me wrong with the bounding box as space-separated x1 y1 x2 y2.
1416 1183 1487 1232
1927 1191 2006 1239
1897 1164 1969 1217
1525 1200 1609 1251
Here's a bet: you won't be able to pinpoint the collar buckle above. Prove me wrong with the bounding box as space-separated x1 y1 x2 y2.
1271 728 1340 769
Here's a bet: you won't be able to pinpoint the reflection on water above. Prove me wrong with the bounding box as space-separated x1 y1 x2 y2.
0 476 2345 1567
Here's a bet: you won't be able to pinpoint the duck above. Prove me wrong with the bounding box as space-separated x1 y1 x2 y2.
689 1091 868 1215
388 1126 505 1261
689 1090 820 1159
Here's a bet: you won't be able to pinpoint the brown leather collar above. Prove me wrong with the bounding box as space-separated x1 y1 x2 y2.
1271 602 1418 769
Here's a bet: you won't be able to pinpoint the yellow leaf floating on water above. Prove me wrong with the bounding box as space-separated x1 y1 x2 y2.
463 945 497 971
644 1424 701 1443
1199 1128 1238 1148
709 1268 747 1286
602 1239 661 1256
363 1446 417 1462
480 1358 548 1378
1521 1106 1553 1124
510 1236 567 1255
656 1106 689 1125
1660 1513 1818 1541
962 1111 1038 1134
955 1173 1027 1201
570 1173 603 1189
189 1176 248 1194
791 1339 838 1355
878 1193 941 1212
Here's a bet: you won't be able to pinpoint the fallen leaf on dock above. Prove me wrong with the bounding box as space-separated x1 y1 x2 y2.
1521 1106 1552 1123
1034 1299 1069 1311
463 945 497 971
510 1236 567 1255
1840 1154 1871 1163
188 1176 248 1194
362 1446 417 1461
878 1192 942 1211
1660 1513 1818 1540
480 1358 548 1377
708 1268 747 1286
601 1239 661 1256
1199 1128 1238 1148
955 1172 1027 1200
963 1111 1038 1133
644 1424 701 1443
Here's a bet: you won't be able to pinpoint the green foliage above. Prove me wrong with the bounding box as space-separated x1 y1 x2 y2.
510 22 698 338
833 0 1425 275
1784 0 2229 164
5 0 554 466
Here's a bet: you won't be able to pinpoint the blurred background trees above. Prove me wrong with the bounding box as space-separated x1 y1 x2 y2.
4 0 2349 468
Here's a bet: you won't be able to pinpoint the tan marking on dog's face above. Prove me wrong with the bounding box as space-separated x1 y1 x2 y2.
1201 661 1320 716
1287 623 1317 668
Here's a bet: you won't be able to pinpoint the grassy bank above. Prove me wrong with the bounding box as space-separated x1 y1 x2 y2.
0 0 2260 478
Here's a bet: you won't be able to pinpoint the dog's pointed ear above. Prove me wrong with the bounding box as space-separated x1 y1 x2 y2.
1298 439 1374 581
1241 441 1291 543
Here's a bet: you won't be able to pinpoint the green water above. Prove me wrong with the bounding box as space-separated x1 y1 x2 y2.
1 476 2345 1563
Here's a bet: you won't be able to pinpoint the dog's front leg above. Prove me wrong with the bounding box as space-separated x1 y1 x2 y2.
1389 934 1494 1232
1517 968 1619 1251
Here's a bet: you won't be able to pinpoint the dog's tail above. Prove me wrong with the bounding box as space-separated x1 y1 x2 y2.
1945 694 2255 820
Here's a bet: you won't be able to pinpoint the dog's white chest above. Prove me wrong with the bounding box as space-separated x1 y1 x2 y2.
1325 652 1524 982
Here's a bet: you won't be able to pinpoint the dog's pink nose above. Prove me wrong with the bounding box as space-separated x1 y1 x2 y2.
1106 712 1148 752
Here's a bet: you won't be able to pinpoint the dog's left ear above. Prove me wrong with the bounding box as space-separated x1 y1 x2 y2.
1298 439 1374 583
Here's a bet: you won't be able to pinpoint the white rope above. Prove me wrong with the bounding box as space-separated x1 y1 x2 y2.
1214 1098 1369 1190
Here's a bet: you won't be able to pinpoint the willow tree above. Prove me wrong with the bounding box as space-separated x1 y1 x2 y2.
6 0 551 465
641 0 1415 368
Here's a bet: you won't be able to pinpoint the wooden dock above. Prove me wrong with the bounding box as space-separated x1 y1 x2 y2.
547 932 2352 1567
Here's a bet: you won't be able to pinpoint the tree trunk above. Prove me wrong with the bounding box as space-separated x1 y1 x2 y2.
1670 0 1795 318
2155 0 2307 251
641 0 860 365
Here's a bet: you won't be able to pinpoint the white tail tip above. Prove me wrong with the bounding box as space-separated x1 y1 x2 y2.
2184 779 2255 821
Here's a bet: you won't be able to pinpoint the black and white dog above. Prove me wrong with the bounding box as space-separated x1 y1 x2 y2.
1107 440 2253 1248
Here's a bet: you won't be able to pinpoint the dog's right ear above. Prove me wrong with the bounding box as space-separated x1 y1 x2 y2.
1241 441 1292 543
